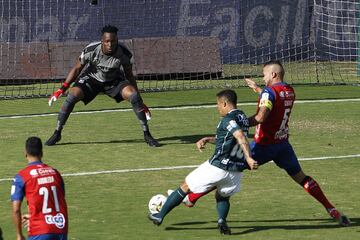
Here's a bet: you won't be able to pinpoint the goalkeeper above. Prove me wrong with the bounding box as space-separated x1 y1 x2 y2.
45 25 160 147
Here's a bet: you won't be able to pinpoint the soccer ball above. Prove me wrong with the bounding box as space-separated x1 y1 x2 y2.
148 194 167 214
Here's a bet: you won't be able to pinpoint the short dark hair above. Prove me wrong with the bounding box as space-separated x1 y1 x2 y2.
264 60 285 78
25 136 43 157
101 25 118 35
216 89 237 106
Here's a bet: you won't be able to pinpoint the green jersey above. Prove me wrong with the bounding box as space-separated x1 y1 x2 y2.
209 109 249 171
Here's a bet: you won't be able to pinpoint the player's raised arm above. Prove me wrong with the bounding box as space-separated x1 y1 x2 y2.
48 58 85 107
245 78 262 93
233 130 258 170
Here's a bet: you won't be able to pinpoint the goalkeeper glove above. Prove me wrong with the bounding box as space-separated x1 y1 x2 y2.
48 82 70 107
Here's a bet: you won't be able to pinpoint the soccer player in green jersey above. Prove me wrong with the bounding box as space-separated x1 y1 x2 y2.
46 25 159 147
148 89 258 235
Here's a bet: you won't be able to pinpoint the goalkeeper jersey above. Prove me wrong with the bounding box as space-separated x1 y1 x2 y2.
79 41 133 83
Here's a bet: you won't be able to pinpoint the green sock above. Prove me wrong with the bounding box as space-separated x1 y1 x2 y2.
157 188 186 219
216 196 230 222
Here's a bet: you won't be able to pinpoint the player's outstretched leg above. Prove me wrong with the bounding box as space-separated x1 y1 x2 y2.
167 189 194 207
148 187 187 226
45 94 79 146
128 92 160 147
215 192 231 235
168 187 215 207
300 175 350 227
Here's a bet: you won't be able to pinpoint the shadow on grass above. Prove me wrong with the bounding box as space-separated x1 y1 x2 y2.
53 134 215 146
165 217 360 235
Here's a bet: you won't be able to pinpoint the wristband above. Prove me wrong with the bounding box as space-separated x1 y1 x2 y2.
60 82 70 91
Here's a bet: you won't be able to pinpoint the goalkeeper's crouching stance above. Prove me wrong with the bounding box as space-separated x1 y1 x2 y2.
45 25 159 147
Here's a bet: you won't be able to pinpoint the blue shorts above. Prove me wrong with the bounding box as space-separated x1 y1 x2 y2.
28 234 67 240
250 141 301 176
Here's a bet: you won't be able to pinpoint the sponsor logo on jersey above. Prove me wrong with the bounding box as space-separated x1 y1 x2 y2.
261 92 269 100
30 169 39 176
37 168 56 176
284 91 295 97
237 114 249 128
275 127 289 140
226 120 239 131
45 213 66 229
284 100 293 107
221 158 229 165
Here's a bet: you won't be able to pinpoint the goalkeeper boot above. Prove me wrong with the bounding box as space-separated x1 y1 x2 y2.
328 208 350 227
148 213 162 226
144 132 160 147
218 219 231 235
45 130 62 146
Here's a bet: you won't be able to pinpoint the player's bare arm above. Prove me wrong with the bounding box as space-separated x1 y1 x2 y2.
233 130 258 170
12 201 25 240
196 136 216 152
248 106 271 127
245 78 262 93
48 58 85 106
124 64 138 91
65 58 85 85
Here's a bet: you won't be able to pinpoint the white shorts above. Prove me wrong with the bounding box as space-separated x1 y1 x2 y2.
185 160 243 197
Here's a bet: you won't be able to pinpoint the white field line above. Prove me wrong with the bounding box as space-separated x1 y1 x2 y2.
0 154 359 182
0 98 359 120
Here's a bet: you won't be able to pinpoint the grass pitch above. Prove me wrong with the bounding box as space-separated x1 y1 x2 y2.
0 85 359 240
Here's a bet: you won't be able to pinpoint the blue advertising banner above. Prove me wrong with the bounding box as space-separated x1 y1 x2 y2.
0 0 358 63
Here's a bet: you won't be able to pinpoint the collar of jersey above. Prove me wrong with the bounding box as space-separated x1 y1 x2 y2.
271 82 286 87
227 109 238 115
28 161 42 166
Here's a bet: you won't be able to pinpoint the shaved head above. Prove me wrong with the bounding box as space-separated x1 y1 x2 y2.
264 60 285 79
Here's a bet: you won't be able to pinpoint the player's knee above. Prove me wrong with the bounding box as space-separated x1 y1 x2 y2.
128 92 143 105
180 181 191 194
60 94 79 113
67 93 82 104
215 191 229 201
300 175 312 187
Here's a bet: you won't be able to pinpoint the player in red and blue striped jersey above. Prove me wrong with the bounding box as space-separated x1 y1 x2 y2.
11 137 68 240
183 60 350 227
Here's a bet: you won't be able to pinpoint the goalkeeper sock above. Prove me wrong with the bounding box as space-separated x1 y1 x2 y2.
56 94 77 131
156 188 186 219
301 176 335 210
216 193 230 221
128 92 149 132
